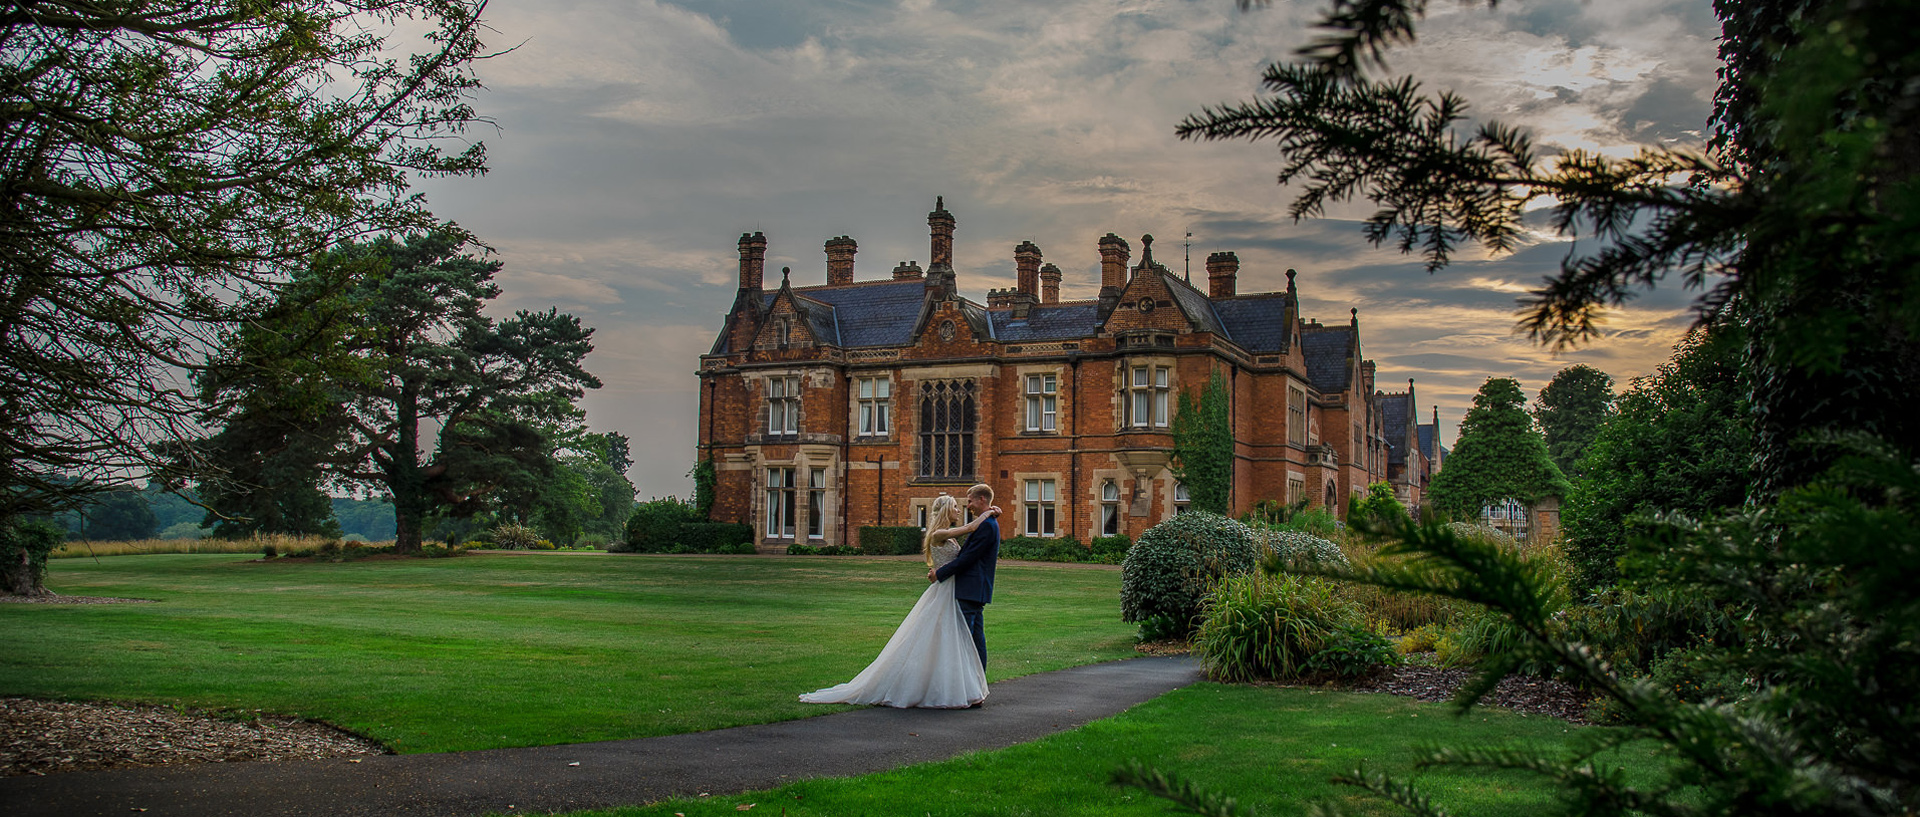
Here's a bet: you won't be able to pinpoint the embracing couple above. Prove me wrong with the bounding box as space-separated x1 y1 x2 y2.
800 483 1000 709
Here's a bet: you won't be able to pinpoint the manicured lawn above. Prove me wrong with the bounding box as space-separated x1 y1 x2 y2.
1 553 1137 753
563 683 1667 817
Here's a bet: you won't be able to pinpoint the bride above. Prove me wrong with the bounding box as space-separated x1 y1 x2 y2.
800 494 996 709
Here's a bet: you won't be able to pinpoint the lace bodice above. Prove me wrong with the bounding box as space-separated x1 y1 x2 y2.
931 540 961 566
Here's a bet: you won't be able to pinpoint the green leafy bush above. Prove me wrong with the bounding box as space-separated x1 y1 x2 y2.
1120 511 1259 634
1305 625 1399 680
1192 572 1385 682
1253 528 1348 569
1347 481 1410 529
788 543 857 556
678 522 754 554
1000 535 1087 562
1283 506 1345 539
858 526 923 556
490 523 541 550
1090 535 1131 563
620 497 699 553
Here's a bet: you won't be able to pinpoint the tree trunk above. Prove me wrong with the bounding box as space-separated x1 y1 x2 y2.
389 378 425 554
3 549 46 596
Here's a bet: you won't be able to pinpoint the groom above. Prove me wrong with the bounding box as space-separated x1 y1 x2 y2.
930 483 999 670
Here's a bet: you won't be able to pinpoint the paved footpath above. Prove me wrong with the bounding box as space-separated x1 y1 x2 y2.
2 656 1200 816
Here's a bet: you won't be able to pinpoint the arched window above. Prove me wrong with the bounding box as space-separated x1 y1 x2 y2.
918 379 976 480
1100 480 1121 536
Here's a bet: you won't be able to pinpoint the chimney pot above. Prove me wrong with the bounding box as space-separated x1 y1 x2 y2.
1205 251 1239 298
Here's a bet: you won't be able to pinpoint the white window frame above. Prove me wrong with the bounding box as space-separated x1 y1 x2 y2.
766 467 796 539
1173 482 1190 515
806 467 827 539
1025 373 1057 432
767 376 800 437
1127 365 1171 428
1024 479 1057 537
856 376 890 437
1100 480 1121 536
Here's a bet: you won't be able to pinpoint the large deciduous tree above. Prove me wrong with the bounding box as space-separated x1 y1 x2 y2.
1562 325 1752 596
1532 364 1614 478
198 231 600 552
1 0 493 588
1424 377 1567 521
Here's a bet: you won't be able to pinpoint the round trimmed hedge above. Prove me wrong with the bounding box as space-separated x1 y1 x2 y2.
1120 511 1259 633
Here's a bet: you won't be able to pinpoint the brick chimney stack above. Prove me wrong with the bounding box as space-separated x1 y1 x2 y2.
1099 233 1130 292
928 196 955 269
892 260 923 280
738 231 767 291
1206 251 1239 298
824 235 857 285
1098 233 1130 316
1014 241 1042 297
1040 263 1061 304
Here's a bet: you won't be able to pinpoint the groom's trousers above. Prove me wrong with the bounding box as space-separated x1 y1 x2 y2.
959 599 986 666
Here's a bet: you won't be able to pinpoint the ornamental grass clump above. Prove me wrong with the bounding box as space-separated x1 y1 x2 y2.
1193 571 1391 682
1120 511 1259 636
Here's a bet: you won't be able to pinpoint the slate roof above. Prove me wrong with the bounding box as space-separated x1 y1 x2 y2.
1417 424 1438 461
1163 274 1227 336
1300 326 1356 392
1210 294 1292 354
1380 392 1413 466
783 280 931 347
991 302 1103 341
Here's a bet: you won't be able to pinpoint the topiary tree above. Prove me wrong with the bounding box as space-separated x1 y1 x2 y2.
1120 511 1259 635
1426 377 1569 521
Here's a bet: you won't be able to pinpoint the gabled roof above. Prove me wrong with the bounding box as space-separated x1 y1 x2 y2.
1163 274 1227 336
991 302 1103 341
1417 424 1445 463
781 280 931 348
1380 393 1413 465
1211 294 1292 354
1300 326 1356 392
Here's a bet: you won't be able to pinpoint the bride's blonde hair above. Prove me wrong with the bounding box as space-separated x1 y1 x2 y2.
922 494 959 567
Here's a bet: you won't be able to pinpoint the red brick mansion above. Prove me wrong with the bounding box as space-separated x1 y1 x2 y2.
696 199 1445 550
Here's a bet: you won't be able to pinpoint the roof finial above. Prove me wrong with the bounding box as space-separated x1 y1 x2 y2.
936 195 945 211
782 266 791 284
1140 234 1154 267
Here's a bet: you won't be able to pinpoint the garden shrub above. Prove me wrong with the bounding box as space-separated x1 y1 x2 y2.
1282 506 1344 539
1091 534 1130 563
1253 527 1347 569
857 526 923 556
678 522 754 554
490 522 541 550
1304 624 1399 680
621 497 699 553
1192 572 1386 682
788 543 857 555
1000 535 1087 562
261 543 278 559
1397 622 1444 654
1347 481 1410 529
1120 511 1259 634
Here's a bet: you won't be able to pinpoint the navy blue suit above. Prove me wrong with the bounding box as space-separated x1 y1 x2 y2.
934 515 998 665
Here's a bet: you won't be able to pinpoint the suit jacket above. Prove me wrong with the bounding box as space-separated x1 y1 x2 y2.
935 516 999 604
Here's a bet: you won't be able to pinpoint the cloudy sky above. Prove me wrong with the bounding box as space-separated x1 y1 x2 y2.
410 0 1725 499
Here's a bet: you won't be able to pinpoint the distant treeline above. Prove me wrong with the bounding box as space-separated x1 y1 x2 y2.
48 485 398 542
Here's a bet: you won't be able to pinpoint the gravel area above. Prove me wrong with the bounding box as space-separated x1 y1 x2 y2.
1 698 388 777
1349 665 1595 723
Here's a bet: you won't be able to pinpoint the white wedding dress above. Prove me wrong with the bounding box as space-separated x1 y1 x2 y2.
800 541 988 708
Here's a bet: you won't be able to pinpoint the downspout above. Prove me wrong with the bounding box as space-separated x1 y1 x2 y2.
1069 353 1080 543
841 372 851 547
